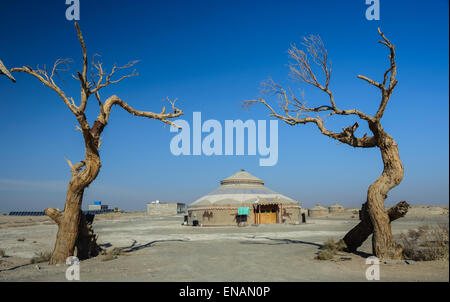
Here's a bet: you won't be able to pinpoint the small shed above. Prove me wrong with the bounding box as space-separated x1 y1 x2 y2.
88 201 108 211
308 204 329 217
146 202 186 216
328 203 344 213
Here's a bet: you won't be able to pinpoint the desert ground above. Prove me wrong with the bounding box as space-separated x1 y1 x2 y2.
0 205 448 282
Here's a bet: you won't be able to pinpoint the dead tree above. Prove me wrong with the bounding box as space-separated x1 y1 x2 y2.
245 28 405 260
3 23 183 264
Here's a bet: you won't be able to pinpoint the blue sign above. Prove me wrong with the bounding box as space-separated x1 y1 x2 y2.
238 207 250 215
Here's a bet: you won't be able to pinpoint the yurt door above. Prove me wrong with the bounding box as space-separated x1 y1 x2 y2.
259 205 278 224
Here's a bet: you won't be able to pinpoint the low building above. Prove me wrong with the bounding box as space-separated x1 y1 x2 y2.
146 201 186 216
328 203 344 213
308 204 329 217
187 170 302 226
88 201 108 211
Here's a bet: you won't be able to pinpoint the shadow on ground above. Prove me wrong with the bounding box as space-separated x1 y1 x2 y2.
239 237 373 258
240 237 323 248
118 239 190 253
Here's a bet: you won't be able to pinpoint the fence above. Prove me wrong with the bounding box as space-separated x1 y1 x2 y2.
8 209 114 216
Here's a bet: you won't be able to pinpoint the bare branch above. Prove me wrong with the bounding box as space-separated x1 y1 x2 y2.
90 60 139 96
287 35 374 122
0 59 16 82
8 22 183 155
98 95 183 130
50 58 73 86
357 75 383 90
357 28 398 121
74 22 91 114
71 23 139 119
10 66 79 114
44 207 62 225
244 97 376 148
75 22 88 86
65 157 85 177
244 30 404 148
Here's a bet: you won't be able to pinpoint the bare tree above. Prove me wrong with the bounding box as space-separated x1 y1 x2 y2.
2 23 183 264
245 28 406 260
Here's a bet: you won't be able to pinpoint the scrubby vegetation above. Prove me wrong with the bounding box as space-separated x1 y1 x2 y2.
102 253 115 261
102 247 127 261
30 251 52 264
315 249 335 260
315 239 347 260
399 224 449 261
0 248 5 257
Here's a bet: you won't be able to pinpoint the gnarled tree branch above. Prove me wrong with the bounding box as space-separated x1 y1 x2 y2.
44 207 63 225
99 95 183 130
0 59 16 82
10 65 79 115
245 28 397 147
357 28 398 121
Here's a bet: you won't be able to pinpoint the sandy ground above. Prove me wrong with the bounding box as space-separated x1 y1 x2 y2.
0 205 448 282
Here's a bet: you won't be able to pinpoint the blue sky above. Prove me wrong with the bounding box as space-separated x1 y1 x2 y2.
0 0 448 212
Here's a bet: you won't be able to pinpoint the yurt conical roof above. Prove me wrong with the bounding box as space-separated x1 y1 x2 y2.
189 170 300 208
329 203 343 208
311 204 327 210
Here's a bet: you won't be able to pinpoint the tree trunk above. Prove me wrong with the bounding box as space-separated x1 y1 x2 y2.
46 133 103 264
47 186 85 264
46 181 103 264
343 125 405 260
343 201 409 252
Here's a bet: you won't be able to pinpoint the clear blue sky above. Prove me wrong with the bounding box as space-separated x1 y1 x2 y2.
0 0 448 212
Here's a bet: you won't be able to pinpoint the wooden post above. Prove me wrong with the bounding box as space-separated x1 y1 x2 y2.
258 204 260 224
280 204 282 224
